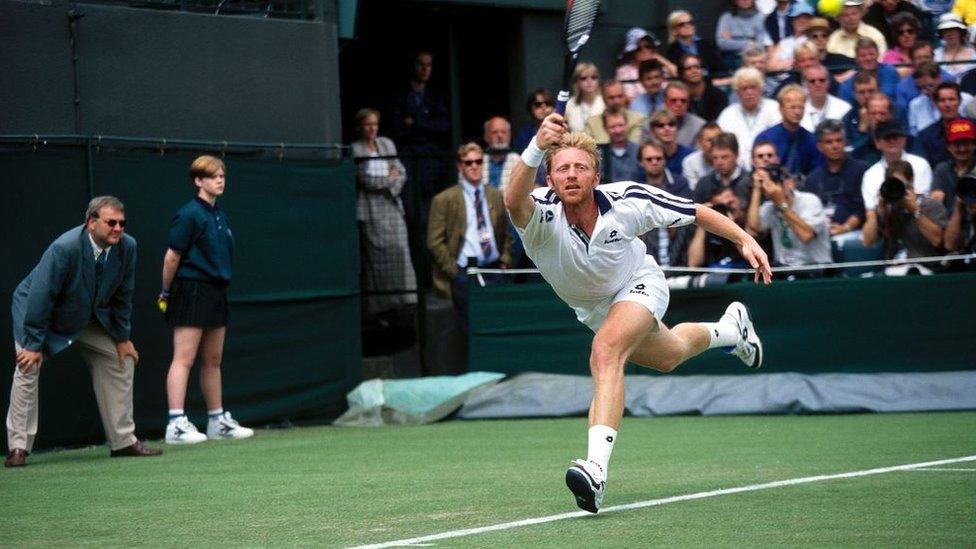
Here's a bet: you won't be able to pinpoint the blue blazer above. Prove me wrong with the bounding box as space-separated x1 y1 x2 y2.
11 225 137 356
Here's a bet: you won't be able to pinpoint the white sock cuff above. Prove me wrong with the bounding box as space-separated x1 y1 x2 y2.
588 424 617 442
702 321 740 348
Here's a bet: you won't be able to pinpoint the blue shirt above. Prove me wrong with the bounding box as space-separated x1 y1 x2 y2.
629 90 665 116
754 124 824 176
169 197 234 283
895 69 955 111
607 141 642 183
802 158 868 224
838 64 900 105
666 144 692 175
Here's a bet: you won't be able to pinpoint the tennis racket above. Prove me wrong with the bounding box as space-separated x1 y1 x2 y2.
554 0 601 116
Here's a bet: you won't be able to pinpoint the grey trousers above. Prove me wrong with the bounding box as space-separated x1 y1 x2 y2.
6 323 137 452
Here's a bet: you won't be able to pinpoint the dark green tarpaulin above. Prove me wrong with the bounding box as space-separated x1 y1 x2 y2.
1 146 360 450
469 274 976 376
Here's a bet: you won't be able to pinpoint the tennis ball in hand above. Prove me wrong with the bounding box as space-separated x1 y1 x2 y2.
818 0 843 17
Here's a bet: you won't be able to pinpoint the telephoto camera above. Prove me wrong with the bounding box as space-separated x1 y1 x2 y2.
879 177 907 205
957 173 976 207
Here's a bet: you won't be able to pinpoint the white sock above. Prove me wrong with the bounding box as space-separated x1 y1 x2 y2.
208 407 224 420
586 425 617 475
702 320 740 348
168 409 184 422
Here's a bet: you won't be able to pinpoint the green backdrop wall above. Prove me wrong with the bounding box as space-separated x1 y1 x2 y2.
1 144 360 450
469 274 976 376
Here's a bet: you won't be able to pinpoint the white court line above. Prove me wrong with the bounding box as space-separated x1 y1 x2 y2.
347 455 976 549
908 468 976 472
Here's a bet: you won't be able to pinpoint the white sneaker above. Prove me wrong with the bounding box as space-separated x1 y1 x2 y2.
165 416 208 445
206 411 254 440
565 458 606 513
724 302 763 369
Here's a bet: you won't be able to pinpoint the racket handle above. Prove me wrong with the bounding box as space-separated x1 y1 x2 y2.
554 90 571 116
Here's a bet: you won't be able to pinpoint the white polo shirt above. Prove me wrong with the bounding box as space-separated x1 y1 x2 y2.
862 153 932 211
515 182 697 305
801 95 853 133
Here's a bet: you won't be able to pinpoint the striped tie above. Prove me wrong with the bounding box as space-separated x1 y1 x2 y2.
474 189 492 261
95 250 107 278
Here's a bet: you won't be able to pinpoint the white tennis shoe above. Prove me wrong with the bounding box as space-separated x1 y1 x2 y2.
724 302 763 369
565 458 606 513
207 411 254 440
165 416 208 445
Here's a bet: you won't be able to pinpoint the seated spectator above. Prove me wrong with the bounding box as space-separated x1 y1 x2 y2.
717 67 783 167
665 10 727 80
629 60 666 116
716 0 771 70
837 38 901 105
803 119 868 238
747 164 832 270
427 143 512 331
615 28 668 103
944 173 976 253
767 2 816 72
917 0 954 18
602 106 642 182
931 118 976 216
773 41 843 97
586 80 644 144
644 110 692 175
693 132 753 203
895 41 956 110
352 108 417 318
638 141 692 198
862 160 947 260
679 54 729 122
801 65 853 132
854 93 904 164
751 139 781 170
659 82 705 147
754 85 824 175
882 12 924 77
637 142 696 268
908 64 974 136
865 0 931 46
764 0 793 45
482 117 520 192
565 62 604 133
862 121 933 213
514 89 554 153
913 82 975 167
934 13 976 78
827 1 888 59
843 71 883 152
688 187 752 269
805 18 857 76
741 45 784 98
682 123 726 191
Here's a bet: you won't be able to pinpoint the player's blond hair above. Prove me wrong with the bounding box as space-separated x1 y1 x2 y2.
544 132 601 176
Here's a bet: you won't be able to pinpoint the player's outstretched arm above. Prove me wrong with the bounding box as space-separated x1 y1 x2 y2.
504 113 567 228
695 204 772 284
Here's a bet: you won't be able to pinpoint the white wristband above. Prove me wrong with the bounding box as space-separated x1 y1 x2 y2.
521 137 545 168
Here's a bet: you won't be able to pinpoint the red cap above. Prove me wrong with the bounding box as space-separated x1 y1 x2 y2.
946 118 976 143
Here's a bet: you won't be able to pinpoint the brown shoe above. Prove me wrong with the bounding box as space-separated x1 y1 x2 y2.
110 440 162 458
5 449 28 468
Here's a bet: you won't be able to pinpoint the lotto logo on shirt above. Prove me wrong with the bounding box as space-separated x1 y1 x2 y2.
603 230 622 245
629 283 648 297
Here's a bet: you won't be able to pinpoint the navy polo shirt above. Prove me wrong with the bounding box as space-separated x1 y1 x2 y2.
802 158 868 224
754 123 824 176
169 197 234 283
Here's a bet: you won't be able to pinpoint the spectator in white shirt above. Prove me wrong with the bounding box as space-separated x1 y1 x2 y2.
801 65 853 132
717 66 783 167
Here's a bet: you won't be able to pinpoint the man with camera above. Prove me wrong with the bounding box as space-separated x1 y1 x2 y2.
945 174 976 256
862 161 947 262
861 121 932 214
932 118 976 217
747 164 832 275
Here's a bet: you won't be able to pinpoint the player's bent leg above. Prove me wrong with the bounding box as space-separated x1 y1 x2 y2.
627 321 710 373
588 301 657 428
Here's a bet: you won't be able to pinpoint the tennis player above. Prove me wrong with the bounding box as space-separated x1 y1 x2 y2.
504 113 772 513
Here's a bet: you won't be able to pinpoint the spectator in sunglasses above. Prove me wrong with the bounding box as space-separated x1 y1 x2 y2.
514 89 554 153
615 27 676 103
865 0 931 46
881 12 923 77
566 63 604 133
643 110 693 175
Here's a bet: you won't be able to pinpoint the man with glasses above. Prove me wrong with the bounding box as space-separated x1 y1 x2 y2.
678 54 728 123
629 60 666 116
754 84 824 176
637 142 695 269
427 143 512 332
894 41 956 110
660 82 705 147
861 120 933 213
585 80 644 144
801 65 852 132
805 18 855 76
908 63 973 137
643 110 693 175
803 120 868 239
5 196 161 467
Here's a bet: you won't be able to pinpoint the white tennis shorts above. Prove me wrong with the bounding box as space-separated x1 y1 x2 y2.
571 256 670 333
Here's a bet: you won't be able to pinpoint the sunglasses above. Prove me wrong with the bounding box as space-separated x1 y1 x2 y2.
94 217 126 228
898 28 916 35
652 121 677 128
809 32 828 39
461 159 484 166
676 20 694 28
754 152 776 159
667 97 689 103
578 75 599 81
533 101 554 108
806 78 828 84
642 156 664 162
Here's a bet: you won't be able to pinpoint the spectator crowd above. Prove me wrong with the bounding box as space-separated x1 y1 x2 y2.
354 0 976 327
